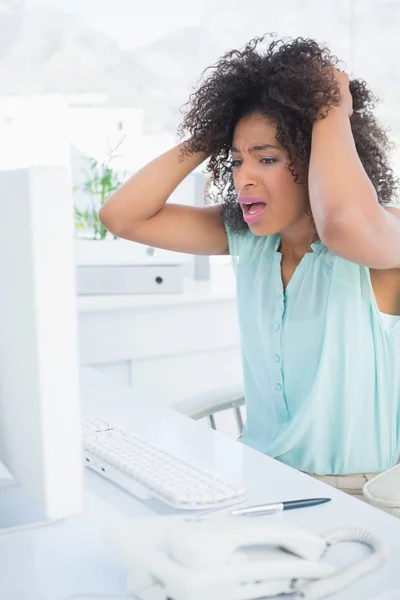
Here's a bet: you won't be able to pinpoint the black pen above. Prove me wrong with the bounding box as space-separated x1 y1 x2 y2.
231 497 331 516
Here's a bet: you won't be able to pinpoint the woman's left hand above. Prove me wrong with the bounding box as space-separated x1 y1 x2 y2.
332 68 353 118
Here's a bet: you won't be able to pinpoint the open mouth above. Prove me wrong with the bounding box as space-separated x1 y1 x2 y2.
239 197 267 223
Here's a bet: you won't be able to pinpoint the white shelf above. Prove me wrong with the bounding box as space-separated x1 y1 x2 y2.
77 272 236 312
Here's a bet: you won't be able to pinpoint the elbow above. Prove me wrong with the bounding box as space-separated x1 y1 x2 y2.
317 208 360 250
317 218 343 249
98 201 124 238
98 202 110 228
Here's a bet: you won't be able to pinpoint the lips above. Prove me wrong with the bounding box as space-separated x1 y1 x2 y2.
238 196 267 224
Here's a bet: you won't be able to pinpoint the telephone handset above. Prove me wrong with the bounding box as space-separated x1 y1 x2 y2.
167 517 331 571
107 515 387 600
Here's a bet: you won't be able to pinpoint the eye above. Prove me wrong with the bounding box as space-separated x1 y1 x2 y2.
231 157 277 168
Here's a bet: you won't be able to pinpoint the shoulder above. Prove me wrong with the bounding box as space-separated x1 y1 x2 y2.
384 201 400 219
385 201 400 220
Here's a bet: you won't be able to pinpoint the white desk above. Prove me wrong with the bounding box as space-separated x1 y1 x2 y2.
1 368 400 600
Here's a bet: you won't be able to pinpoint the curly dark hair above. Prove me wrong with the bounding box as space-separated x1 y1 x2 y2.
177 34 398 233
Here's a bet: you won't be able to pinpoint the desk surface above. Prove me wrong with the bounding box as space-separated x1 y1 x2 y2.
1 368 400 600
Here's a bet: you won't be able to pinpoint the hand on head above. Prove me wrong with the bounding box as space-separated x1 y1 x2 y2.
334 68 353 117
317 67 353 119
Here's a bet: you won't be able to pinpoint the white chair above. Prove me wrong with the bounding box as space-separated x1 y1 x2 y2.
172 384 245 438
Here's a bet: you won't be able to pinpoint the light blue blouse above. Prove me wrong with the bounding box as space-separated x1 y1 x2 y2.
227 202 400 475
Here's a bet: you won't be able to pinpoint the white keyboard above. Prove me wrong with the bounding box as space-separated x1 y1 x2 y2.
83 417 248 510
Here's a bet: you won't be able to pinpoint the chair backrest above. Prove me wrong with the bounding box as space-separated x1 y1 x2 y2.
171 385 245 439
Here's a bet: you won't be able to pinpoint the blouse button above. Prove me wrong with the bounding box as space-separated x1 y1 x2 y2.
274 323 280 331
275 383 282 392
275 354 281 363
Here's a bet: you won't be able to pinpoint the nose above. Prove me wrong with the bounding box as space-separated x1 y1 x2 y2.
233 161 258 194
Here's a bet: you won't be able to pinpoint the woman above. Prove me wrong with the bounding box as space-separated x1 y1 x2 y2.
99 35 400 512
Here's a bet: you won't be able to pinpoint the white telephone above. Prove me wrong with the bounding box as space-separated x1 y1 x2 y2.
106 515 387 600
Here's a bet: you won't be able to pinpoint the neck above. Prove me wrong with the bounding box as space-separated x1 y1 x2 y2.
278 215 317 261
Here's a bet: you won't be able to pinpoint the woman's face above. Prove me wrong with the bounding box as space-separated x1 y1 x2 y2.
231 112 311 237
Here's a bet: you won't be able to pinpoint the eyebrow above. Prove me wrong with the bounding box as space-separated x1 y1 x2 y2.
230 143 280 153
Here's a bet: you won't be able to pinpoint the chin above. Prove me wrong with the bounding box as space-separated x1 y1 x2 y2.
247 220 280 237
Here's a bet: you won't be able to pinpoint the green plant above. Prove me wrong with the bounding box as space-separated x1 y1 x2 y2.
74 137 126 240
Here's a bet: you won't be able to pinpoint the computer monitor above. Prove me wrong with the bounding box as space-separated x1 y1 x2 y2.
0 167 83 531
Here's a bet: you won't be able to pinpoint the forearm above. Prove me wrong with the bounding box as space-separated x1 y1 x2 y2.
99 142 208 235
308 108 378 235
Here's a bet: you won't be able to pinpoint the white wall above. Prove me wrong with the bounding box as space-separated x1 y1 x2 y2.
0 95 70 171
